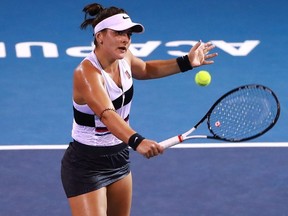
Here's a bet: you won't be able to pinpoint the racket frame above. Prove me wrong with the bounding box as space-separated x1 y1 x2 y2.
159 84 280 149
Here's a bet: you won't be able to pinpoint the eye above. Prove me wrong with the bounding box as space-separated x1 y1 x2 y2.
116 31 132 38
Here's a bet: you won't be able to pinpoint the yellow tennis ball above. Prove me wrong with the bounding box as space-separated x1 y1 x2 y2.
195 70 211 86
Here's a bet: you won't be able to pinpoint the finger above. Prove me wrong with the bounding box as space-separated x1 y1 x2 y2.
206 61 214 65
205 53 218 59
146 147 160 159
152 143 165 155
191 40 202 51
200 42 210 49
151 144 160 156
203 60 215 65
143 149 155 159
144 152 151 159
204 42 213 47
146 152 155 159
206 44 216 52
156 144 164 154
202 45 215 55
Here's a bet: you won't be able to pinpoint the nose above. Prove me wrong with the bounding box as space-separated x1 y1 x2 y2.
123 33 131 41
121 34 130 44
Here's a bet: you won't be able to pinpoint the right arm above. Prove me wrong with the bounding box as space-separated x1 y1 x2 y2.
73 60 163 158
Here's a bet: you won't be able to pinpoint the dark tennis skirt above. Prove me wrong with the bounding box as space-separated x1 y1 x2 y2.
61 140 130 198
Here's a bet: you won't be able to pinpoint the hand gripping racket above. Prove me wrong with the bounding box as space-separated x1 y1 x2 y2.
159 84 280 149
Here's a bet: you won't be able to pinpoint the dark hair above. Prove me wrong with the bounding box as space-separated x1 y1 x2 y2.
80 3 126 30
80 3 126 46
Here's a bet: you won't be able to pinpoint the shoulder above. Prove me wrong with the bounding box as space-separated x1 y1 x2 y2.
73 59 103 87
75 59 101 76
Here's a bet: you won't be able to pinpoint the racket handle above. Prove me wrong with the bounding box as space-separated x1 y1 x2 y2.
159 135 183 149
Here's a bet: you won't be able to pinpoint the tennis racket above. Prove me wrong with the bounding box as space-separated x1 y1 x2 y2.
159 84 280 149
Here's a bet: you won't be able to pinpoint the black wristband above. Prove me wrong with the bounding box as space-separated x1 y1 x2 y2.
176 55 193 72
128 133 145 151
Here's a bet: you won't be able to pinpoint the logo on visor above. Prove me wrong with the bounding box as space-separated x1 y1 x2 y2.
123 16 130 19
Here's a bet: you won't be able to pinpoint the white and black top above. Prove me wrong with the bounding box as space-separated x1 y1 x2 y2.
72 51 133 147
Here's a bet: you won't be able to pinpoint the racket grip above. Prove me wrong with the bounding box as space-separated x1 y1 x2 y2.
159 135 183 149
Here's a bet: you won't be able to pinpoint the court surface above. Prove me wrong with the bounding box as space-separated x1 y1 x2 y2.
1 0 288 215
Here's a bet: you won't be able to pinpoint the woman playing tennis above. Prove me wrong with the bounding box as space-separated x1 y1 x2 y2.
61 2 218 216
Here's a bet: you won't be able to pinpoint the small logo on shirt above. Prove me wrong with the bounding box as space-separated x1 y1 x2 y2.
125 71 131 79
123 16 130 19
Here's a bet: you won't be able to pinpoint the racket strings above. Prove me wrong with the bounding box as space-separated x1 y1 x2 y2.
208 87 279 141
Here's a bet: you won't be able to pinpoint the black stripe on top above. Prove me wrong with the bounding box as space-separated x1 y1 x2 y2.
73 106 95 127
73 85 133 127
112 85 134 110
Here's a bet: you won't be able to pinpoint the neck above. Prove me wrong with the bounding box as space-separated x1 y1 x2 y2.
94 49 118 73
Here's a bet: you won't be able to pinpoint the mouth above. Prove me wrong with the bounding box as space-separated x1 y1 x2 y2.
118 47 127 52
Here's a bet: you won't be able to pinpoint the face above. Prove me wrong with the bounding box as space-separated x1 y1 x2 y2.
97 29 132 60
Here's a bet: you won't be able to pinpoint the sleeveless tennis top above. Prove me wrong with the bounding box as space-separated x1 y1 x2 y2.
72 51 133 146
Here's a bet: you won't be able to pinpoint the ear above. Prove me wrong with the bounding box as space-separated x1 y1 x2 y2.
95 32 104 44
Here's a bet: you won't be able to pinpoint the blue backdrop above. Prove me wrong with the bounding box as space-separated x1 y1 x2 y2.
1 0 287 144
1 1 288 216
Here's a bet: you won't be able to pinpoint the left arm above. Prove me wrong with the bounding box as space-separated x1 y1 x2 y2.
128 40 218 80
131 58 180 80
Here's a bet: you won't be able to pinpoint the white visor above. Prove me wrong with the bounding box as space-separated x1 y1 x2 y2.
94 13 144 35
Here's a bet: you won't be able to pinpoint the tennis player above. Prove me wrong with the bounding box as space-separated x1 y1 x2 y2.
61 3 218 216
